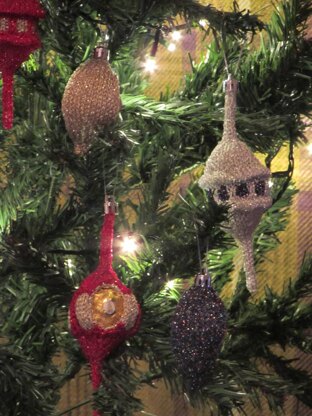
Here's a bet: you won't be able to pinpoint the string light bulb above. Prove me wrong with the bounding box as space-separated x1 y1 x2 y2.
307 143 312 155
143 56 157 73
171 30 182 42
121 234 139 254
66 259 74 276
198 19 208 28
165 280 176 290
167 42 176 52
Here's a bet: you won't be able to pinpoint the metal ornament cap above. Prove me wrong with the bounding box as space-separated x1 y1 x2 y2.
104 195 118 215
94 45 109 60
195 272 212 288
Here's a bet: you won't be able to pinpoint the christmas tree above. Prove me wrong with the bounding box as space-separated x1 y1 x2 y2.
0 0 312 415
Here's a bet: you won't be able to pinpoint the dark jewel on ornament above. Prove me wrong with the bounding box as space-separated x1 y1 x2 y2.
235 182 249 197
171 276 227 390
206 188 214 199
217 185 230 201
255 180 266 196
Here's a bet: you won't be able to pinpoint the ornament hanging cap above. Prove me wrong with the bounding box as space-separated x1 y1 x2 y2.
94 29 110 61
94 45 109 60
195 270 212 288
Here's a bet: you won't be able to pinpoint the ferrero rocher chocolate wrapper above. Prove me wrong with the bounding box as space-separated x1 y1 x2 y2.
62 46 121 155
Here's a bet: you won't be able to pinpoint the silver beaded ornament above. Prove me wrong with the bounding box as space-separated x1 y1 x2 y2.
198 75 272 293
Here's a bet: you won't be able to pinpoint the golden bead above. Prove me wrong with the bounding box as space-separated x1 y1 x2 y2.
92 286 124 329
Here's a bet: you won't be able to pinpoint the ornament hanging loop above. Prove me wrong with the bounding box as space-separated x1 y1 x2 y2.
94 45 109 60
223 73 238 93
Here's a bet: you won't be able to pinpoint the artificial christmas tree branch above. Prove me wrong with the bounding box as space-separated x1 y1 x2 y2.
55 399 93 416
0 0 311 415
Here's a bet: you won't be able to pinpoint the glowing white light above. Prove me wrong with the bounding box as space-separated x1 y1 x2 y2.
167 42 176 52
66 259 74 276
122 236 138 254
204 50 210 63
199 19 208 28
268 179 274 188
171 31 182 41
143 57 157 73
307 143 312 155
166 280 176 290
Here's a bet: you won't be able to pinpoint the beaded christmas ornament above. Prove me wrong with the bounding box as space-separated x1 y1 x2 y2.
199 75 272 293
171 272 227 390
69 196 141 416
62 45 121 155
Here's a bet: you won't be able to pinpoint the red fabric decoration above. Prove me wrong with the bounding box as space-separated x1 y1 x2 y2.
69 199 141 416
0 0 45 129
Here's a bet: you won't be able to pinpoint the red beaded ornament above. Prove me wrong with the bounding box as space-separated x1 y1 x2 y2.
69 197 141 416
0 0 45 129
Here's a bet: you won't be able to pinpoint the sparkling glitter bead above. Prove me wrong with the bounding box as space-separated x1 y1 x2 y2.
103 298 116 315
199 75 272 293
62 46 121 155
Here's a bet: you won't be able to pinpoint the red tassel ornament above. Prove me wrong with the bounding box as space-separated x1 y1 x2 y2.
69 196 141 416
0 0 45 129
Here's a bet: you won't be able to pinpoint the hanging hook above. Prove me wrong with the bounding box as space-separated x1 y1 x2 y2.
221 22 230 77
194 218 203 273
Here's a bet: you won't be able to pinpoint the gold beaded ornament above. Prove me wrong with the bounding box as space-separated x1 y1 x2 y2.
199 75 272 293
62 45 121 155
